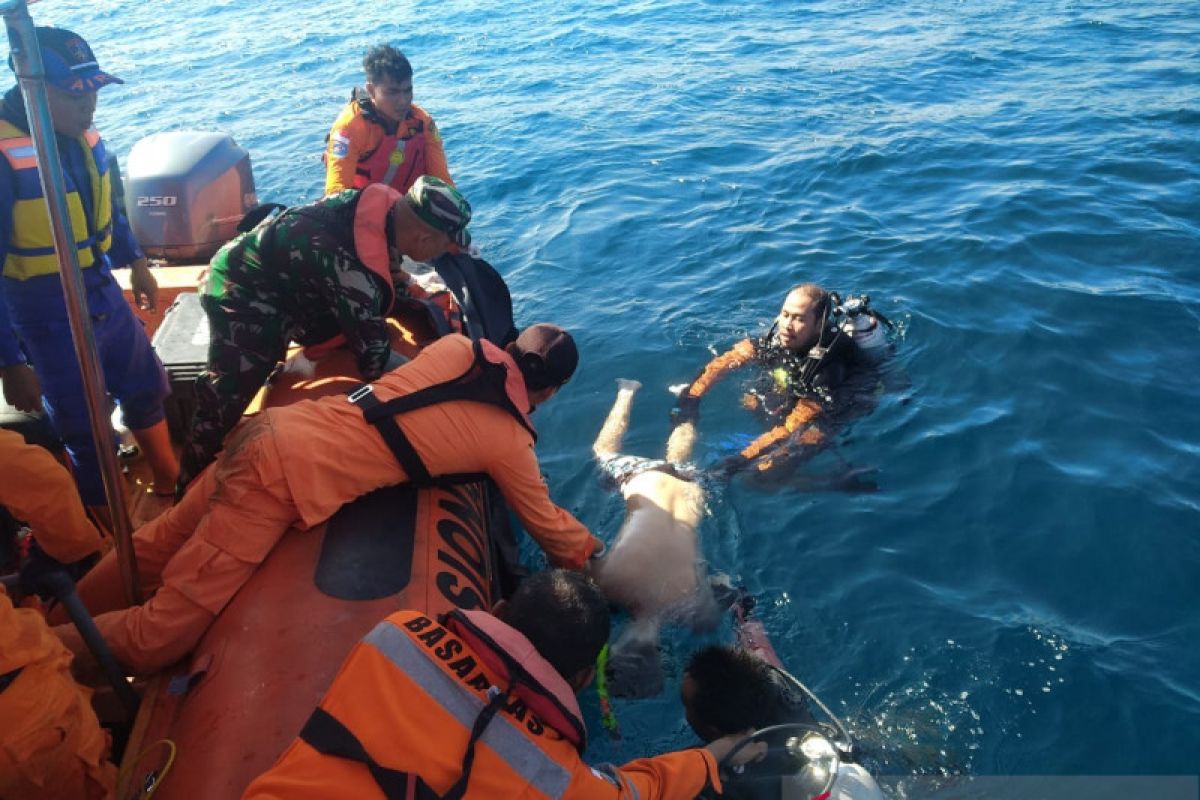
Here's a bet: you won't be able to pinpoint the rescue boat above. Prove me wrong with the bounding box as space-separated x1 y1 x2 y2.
110 324 515 798
65 130 519 796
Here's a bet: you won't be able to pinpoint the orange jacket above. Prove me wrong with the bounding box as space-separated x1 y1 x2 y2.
682 338 825 460
274 333 599 569
0 429 106 563
325 96 452 196
0 430 114 799
57 334 598 676
0 591 116 799
243 609 721 800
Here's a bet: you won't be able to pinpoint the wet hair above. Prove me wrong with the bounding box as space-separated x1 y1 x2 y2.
503 570 611 679
785 283 832 322
684 646 793 740
363 44 413 85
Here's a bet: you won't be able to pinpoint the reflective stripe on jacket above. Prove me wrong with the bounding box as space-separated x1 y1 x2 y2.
243 609 721 800
354 118 429 194
0 119 112 280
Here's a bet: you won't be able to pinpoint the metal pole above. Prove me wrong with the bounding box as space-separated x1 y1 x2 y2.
3 6 141 605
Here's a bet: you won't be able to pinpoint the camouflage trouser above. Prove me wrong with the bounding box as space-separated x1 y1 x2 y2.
177 291 290 491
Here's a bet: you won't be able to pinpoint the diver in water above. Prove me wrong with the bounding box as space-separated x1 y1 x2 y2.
671 284 885 477
682 593 886 800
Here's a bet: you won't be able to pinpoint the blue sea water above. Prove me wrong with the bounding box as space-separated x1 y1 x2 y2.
18 0 1200 781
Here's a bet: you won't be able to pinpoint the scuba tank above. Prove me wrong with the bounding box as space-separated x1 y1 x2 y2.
832 294 892 363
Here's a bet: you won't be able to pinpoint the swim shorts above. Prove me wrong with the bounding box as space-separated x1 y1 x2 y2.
596 453 695 490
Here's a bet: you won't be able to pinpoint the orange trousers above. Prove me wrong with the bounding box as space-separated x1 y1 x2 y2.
55 417 298 676
0 592 116 799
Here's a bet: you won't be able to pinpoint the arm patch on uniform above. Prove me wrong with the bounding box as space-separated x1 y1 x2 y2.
330 132 350 159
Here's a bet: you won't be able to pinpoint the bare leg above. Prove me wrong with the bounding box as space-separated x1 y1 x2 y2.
665 421 697 464
130 419 179 495
592 379 642 459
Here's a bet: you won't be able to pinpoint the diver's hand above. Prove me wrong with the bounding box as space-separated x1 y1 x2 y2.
129 257 158 311
616 378 641 393
709 454 748 480
670 393 699 428
706 730 767 767
1 363 43 413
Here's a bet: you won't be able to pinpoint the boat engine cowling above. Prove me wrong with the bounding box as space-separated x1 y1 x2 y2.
124 131 258 262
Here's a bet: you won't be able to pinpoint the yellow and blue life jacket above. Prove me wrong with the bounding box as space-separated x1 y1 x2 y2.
0 118 113 281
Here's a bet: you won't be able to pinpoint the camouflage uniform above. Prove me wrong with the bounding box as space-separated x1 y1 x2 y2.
180 189 395 487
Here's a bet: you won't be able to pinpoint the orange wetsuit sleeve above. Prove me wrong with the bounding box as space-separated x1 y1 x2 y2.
489 441 599 569
684 338 758 400
0 430 103 563
739 396 826 460
324 103 379 196
572 748 721 799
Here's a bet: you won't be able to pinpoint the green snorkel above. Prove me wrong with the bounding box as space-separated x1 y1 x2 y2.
595 643 620 740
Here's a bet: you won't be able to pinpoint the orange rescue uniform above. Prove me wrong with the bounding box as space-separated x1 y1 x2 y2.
58 334 601 675
243 609 721 800
325 96 452 196
682 338 825 461
0 430 115 799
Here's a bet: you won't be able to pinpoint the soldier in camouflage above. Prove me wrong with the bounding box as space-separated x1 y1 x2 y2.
178 175 472 492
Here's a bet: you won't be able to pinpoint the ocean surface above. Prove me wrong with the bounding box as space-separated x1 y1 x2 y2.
19 0 1199 782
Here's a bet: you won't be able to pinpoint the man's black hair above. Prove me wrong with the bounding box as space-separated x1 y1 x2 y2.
503 570 611 679
786 283 832 322
363 44 413 85
685 646 802 740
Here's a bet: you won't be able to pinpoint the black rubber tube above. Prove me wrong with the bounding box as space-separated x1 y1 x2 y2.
41 569 141 719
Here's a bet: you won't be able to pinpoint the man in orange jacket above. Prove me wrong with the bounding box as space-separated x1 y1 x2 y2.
244 569 753 799
57 325 606 676
324 44 453 196
0 429 115 799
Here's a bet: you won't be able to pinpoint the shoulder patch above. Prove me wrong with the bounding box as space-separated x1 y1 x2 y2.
330 132 350 159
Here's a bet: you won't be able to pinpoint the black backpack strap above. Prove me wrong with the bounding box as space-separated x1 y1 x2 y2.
348 342 536 485
236 203 286 233
300 707 440 800
348 384 434 485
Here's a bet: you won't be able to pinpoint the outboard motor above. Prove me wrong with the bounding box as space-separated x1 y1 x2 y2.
832 294 892 363
124 132 258 262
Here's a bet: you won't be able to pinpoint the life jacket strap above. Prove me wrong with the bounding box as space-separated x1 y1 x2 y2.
347 384 434 485
300 706 440 800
